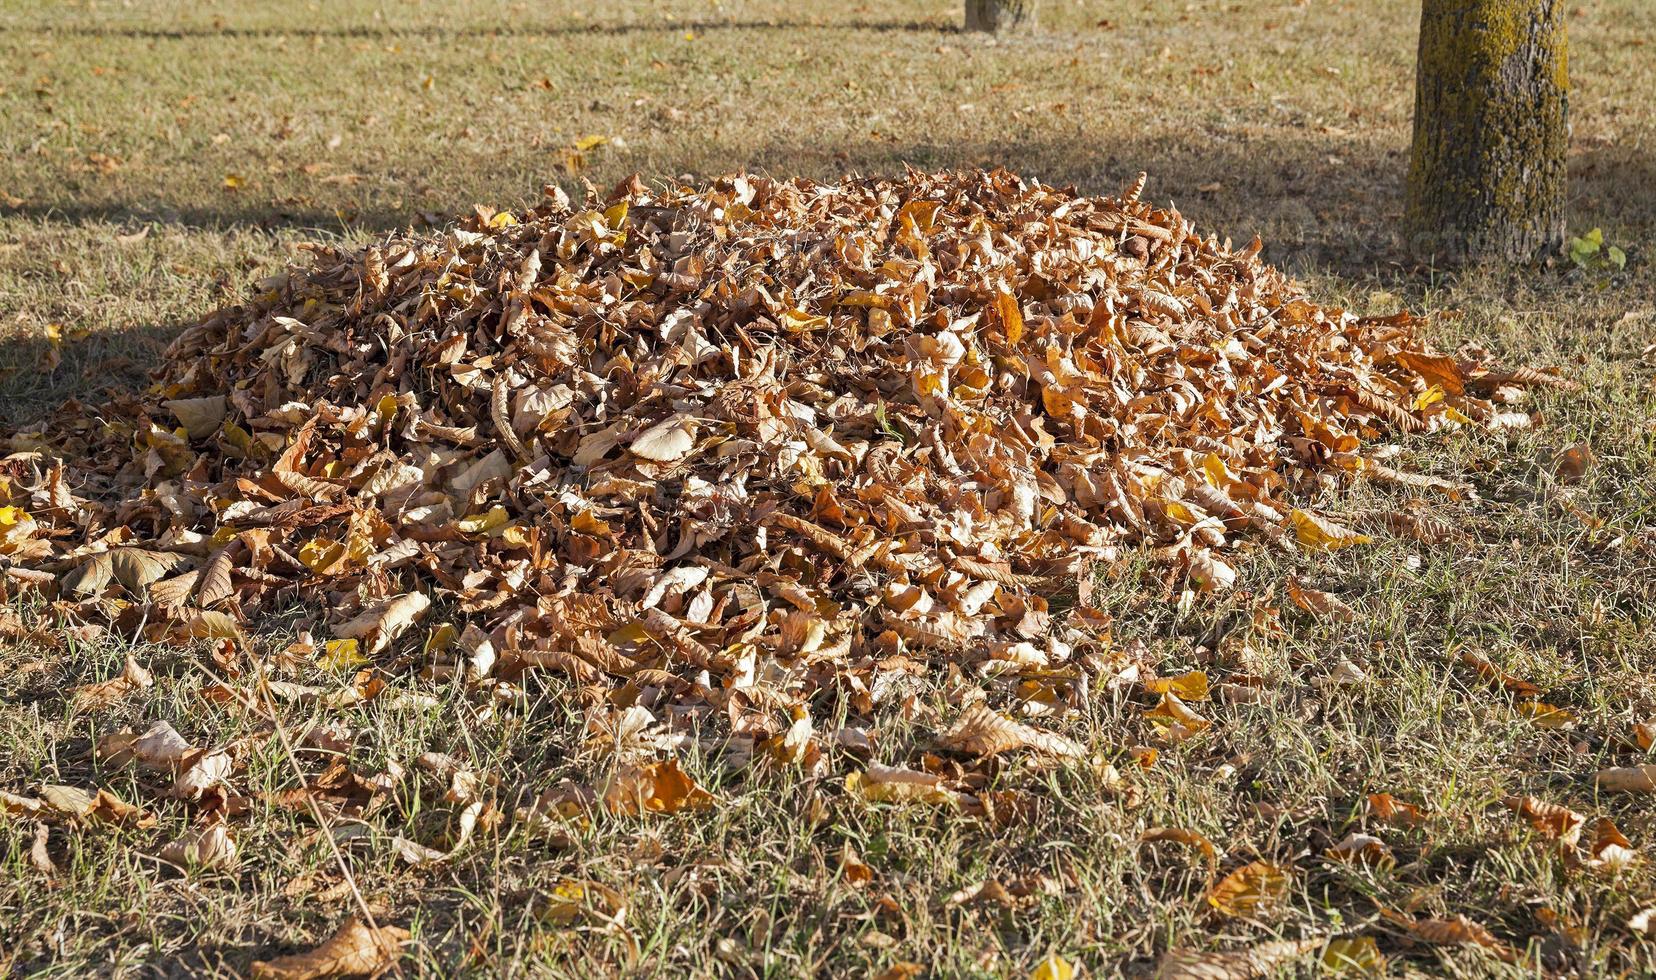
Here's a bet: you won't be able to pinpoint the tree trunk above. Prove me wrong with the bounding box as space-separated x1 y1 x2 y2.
964 0 1037 33
1405 0 1568 263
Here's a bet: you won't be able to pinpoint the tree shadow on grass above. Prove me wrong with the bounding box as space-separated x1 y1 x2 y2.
2 17 958 41
0 320 180 429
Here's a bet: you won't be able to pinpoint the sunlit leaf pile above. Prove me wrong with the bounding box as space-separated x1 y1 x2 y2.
1 169 1583 848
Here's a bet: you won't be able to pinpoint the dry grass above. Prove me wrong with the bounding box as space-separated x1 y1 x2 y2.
2 1 1654 976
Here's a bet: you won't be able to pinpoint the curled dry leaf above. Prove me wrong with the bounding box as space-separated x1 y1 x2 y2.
1629 907 1655 937
1145 692 1210 740
1142 671 1209 701
1596 764 1656 794
1288 509 1370 552
1141 826 1220 868
333 592 430 655
1365 792 1428 829
39 784 154 827
845 763 959 807
158 821 238 870
1286 578 1358 622
1324 832 1393 866
69 654 152 712
1321 936 1385 975
251 917 411 980
1503 794 1586 845
1028 954 1075 980
1206 860 1292 917
1585 817 1638 872
939 701 1083 759
29 822 55 875
1401 914 1517 964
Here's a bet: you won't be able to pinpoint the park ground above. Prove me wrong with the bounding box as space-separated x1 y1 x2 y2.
2 0 1655 976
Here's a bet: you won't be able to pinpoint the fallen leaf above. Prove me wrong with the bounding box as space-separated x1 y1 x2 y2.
1288 509 1370 551
1321 936 1385 975
1286 578 1358 621
1207 861 1292 917
1596 764 1656 794
1029 953 1074 980
333 592 430 654
939 701 1084 758
601 759 714 816
159 822 238 870
1503 794 1586 845
251 917 411 980
1324 832 1393 866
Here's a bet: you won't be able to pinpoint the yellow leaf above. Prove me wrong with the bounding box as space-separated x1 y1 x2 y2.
1289 509 1371 551
457 505 510 535
320 638 367 671
781 308 829 332
1029 953 1074 980
298 537 347 574
603 201 628 228
996 290 1025 345
0 506 28 527
1207 861 1292 916
1201 452 1240 489
573 134 609 152
1323 936 1385 975
222 420 255 455
1517 701 1576 729
1144 692 1209 733
1412 385 1445 411
222 174 244 190
424 622 457 657
1142 671 1209 701
487 210 516 228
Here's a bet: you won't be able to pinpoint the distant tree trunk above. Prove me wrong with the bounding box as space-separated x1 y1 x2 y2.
1405 0 1568 263
964 0 1037 33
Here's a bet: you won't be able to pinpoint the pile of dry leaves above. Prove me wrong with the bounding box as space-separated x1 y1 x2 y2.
0 168 1592 847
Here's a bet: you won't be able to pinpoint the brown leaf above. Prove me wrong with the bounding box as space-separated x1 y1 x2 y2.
1286 578 1358 622
1595 764 1656 794
69 655 153 712
334 592 430 655
939 701 1084 758
158 822 239 870
1402 914 1516 964
1503 795 1586 845
251 917 411 980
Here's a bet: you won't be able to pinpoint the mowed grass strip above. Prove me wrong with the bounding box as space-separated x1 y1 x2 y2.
2 1 1654 975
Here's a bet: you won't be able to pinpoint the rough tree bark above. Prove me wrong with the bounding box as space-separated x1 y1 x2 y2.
1405 0 1568 263
964 0 1037 33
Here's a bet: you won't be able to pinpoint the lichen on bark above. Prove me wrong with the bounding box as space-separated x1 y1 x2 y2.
1405 0 1568 263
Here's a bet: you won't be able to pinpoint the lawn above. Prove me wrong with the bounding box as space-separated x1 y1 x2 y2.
2 0 1654 976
